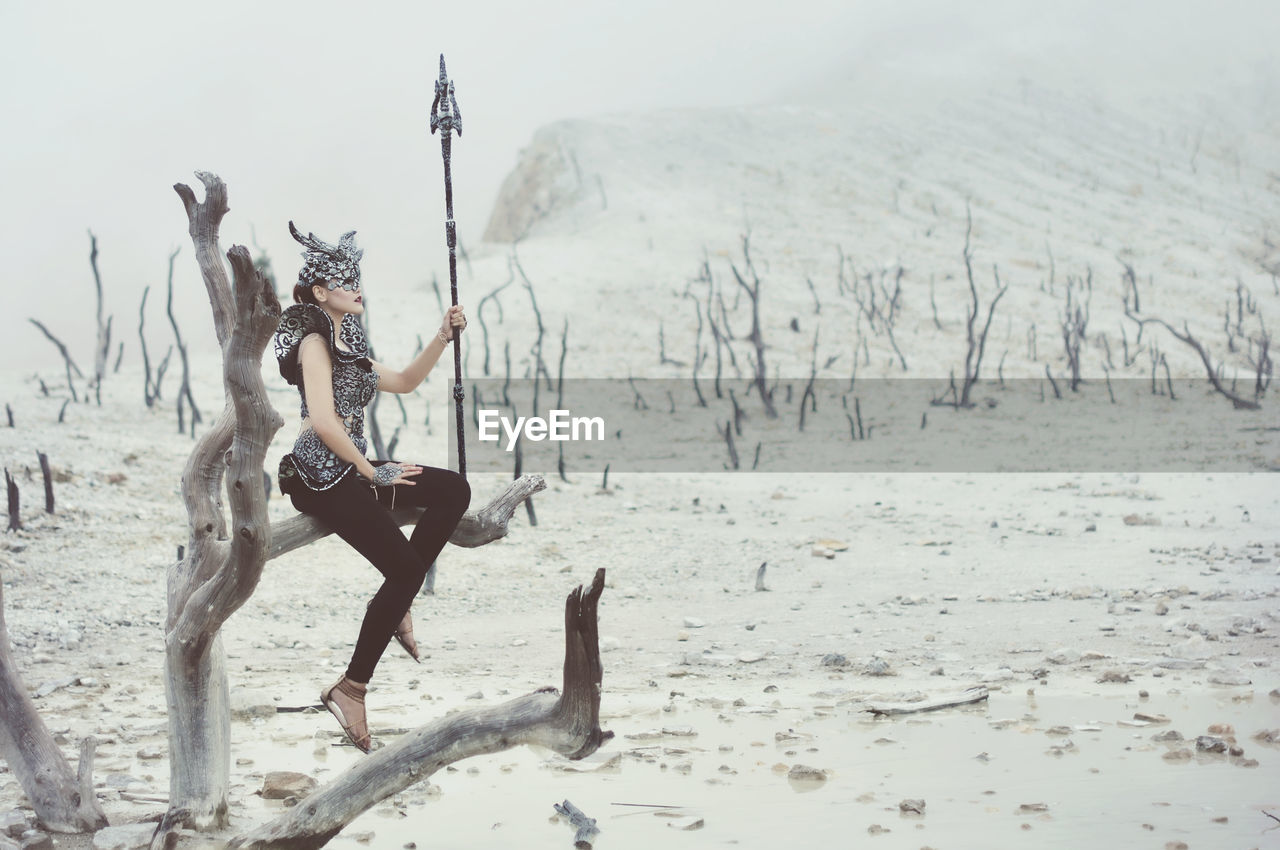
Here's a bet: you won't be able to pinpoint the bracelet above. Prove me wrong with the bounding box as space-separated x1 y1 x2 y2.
437 330 450 346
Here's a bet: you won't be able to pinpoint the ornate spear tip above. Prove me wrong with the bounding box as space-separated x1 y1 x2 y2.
439 54 447 78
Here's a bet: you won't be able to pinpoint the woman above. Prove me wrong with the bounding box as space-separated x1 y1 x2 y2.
273 222 470 752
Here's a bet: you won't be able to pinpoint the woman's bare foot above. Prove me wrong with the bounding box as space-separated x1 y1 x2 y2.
320 676 370 752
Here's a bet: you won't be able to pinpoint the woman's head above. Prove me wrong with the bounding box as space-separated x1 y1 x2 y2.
289 220 363 312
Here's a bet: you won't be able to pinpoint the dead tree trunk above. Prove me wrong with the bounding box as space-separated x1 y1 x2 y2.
155 173 544 847
87 231 114 406
0 569 109 832
28 319 84 403
163 173 285 831
5 470 19 531
166 246 201 436
730 233 777 418
227 570 610 850
932 204 1008 408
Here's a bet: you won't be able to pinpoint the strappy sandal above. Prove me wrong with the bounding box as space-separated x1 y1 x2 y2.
320 676 371 753
393 608 422 663
368 601 422 663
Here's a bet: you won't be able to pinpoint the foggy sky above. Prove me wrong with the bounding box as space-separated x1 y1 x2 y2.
2 0 1273 368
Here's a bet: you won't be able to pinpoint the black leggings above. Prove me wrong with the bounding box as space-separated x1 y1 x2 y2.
288 463 471 683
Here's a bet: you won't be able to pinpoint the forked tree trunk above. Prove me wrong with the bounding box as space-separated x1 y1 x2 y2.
0 573 108 832
228 570 610 850
165 173 284 830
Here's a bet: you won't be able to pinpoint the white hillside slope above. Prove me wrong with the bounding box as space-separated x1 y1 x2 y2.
474 81 1280 386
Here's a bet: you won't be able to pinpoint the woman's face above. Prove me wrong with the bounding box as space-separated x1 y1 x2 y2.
314 279 364 315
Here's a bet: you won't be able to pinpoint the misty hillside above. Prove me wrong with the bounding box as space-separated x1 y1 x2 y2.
468 81 1280 383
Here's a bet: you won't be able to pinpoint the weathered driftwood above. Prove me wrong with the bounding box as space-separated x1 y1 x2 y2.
268 473 546 560
161 172 284 835
864 686 989 717
554 799 601 848
0 572 108 832
227 570 611 850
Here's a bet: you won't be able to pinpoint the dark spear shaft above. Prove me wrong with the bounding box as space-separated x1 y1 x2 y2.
431 54 466 478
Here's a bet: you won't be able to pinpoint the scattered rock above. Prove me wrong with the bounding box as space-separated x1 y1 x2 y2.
683 617 705 629
1018 803 1049 814
666 817 704 831
811 546 835 559
1207 672 1252 686
1251 728 1279 745
898 798 926 814
262 771 318 800
1097 669 1131 684
1151 730 1183 742
1162 748 1193 761
787 765 827 782
18 831 51 850
1195 736 1228 754
867 824 889 835
1122 514 1161 526
1134 712 1170 724
1207 723 1234 736
814 538 848 551
736 652 764 664
1046 648 1081 665
2 812 29 839
863 658 892 676
92 824 158 850
821 653 848 668
1154 599 1170 616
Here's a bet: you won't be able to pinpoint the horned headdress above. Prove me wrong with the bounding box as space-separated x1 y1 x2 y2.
289 220 363 291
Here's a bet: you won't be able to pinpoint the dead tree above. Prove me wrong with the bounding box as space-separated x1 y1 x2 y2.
1061 270 1091 391
729 233 777 418
476 264 514 376
28 319 84 403
86 232 114 406
0 570 109 832
227 571 610 850
4 470 17 531
138 285 173 408
688 295 708 407
165 247 202 436
155 173 544 845
1124 271 1263 410
37 452 54 514
798 326 819 431
932 205 1008 408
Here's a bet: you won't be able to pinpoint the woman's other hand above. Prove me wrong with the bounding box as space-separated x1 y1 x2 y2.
439 305 466 341
370 463 423 486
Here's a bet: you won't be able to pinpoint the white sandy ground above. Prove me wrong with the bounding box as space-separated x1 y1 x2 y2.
3 75 1280 848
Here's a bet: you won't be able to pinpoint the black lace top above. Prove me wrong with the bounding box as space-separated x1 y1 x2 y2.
273 304 379 494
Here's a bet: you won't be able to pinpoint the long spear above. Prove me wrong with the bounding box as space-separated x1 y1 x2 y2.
430 54 467 478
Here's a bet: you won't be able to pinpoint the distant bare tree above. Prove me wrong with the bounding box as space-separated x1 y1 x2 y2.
933 204 1008 408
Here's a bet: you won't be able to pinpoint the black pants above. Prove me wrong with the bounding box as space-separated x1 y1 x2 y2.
289 463 471 683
